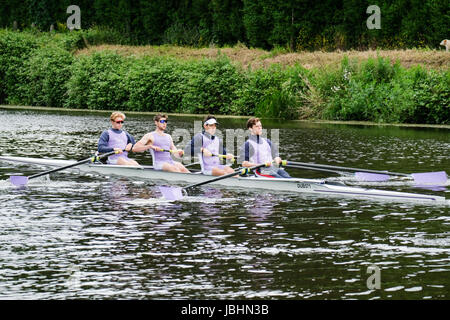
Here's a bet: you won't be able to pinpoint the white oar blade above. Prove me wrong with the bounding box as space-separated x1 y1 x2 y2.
411 171 448 185
10 176 29 186
354 172 390 182
159 186 184 201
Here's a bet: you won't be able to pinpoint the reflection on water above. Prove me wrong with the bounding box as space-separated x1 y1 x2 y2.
0 109 449 299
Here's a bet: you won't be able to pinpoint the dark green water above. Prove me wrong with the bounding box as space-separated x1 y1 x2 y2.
0 109 448 299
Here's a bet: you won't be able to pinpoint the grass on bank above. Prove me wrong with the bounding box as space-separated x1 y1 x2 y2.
75 44 450 71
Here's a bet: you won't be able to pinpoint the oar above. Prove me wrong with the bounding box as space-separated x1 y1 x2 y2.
206 152 236 164
283 161 448 184
161 148 234 167
157 148 174 153
159 162 271 201
155 148 184 155
9 150 119 186
282 164 352 175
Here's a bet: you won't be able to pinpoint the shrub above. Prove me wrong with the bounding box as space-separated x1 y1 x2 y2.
406 67 450 124
0 30 40 103
231 64 289 115
65 51 130 110
0 29 448 124
322 57 450 123
181 56 243 114
19 46 74 107
125 57 188 112
83 26 136 46
254 88 299 119
54 31 87 52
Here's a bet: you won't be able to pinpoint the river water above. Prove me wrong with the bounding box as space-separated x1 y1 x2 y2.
0 108 448 300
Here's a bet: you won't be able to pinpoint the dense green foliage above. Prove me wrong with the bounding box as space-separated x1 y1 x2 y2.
18 46 73 107
0 30 448 124
0 30 40 103
320 57 450 123
181 57 244 114
125 57 188 113
65 52 130 110
1 0 449 50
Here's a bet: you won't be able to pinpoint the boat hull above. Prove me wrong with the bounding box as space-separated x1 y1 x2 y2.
0 156 447 203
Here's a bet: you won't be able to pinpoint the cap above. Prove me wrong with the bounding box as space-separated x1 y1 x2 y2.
204 118 218 126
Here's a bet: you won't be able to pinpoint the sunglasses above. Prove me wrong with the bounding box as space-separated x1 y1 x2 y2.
159 120 167 124
115 120 124 124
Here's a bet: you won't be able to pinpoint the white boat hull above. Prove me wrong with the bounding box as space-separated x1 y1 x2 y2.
0 156 447 203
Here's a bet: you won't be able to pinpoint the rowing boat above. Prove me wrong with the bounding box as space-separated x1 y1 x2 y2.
0 156 447 203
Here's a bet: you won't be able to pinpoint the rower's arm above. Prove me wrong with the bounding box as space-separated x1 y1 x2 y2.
132 133 154 153
169 136 177 151
126 132 136 145
268 139 282 164
169 136 184 157
242 160 259 167
98 130 113 153
239 141 257 167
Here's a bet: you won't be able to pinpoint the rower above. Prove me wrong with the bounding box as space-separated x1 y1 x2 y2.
134 114 189 173
184 115 235 176
97 111 140 166
239 117 291 178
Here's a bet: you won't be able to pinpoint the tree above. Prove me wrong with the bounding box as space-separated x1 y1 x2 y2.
210 0 245 45
243 0 273 49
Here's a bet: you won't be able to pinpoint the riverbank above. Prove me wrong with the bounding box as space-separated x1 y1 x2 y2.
1 29 449 124
3 105 449 130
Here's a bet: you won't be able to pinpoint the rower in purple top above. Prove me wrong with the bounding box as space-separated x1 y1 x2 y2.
239 117 291 178
184 115 235 176
97 111 139 166
134 114 190 173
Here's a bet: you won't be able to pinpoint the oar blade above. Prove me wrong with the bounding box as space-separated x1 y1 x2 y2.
10 175 29 186
411 171 448 185
159 186 184 201
355 172 390 182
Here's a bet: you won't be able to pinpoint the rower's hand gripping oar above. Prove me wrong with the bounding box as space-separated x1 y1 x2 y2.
203 150 236 164
282 160 448 185
182 155 236 168
155 148 184 156
160 147 236 164
159 162 272 201
9 150 120 186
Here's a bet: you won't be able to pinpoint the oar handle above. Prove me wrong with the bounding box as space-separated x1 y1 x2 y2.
199 149 236 163
27 150 118 180
210 153 236 163
157 148 184 156
283 160 409 177
212 154 237 158
157 148 174 153
184 162 270 190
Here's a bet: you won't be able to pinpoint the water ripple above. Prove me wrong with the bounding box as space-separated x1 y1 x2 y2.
0 110 448 299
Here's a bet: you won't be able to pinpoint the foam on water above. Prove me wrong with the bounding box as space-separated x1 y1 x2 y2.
331 176 450 187
1 110 449 300
120 195 239 206
119 198 176 206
